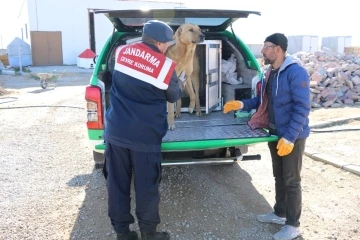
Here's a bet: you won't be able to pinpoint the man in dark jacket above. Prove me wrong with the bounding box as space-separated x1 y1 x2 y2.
223 33 310 240
103 20 183 240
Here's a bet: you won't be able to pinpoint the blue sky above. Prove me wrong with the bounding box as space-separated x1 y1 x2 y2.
0 0 358 48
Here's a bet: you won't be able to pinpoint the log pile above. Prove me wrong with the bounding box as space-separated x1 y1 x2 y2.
292 50 360 108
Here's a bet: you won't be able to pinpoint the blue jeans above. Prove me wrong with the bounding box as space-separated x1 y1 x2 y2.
268 138 306 227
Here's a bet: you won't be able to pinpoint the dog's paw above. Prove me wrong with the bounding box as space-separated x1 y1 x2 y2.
188 102 195 114
175 112 181 118
168 124 176 130
196 111 202 117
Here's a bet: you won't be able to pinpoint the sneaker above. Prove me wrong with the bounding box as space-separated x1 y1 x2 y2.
257 212 286 225
141 231 170 240
117 231 138 240
273 225 301 240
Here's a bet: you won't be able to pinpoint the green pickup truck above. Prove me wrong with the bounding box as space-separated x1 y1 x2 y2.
85 8 278 168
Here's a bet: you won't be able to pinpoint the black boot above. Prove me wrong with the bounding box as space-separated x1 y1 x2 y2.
141 232 170 240
117 231 139 240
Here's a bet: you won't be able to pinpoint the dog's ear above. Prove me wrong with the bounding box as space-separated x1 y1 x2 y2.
173 27 182 39
176 27 182 36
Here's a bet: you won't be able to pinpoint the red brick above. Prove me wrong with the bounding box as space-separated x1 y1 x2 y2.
310 81 318 87
346 80 354 89
344 98 354 105
322 100 334 107
330 103 343 108
351 76 360 85
326 67 336 74
345 90 356 98
353 70 360 76
336 99 344 104
320 87 335 98
310 88 321 94
311 101 322 108
329 77 338 84
322 78 331 86
327 62 338 68
338 71 348 81
311 72 323 82
313 97 321 104
340 86 349 92
315 85 325 91
325 94 337 102
352 95 360 101
336 90 345 98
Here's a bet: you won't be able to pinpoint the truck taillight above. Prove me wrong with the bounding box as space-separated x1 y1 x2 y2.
87 102 98 121
85 85 104 129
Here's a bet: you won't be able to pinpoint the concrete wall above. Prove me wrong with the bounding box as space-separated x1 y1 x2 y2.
15 0 185 65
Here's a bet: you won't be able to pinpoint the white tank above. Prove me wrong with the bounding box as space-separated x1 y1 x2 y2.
7 37 32 67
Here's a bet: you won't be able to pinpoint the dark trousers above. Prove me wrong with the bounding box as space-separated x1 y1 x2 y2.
104 142 162 234
268 138 306 227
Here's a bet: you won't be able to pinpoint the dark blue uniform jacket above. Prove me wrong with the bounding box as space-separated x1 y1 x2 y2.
103 42 181 152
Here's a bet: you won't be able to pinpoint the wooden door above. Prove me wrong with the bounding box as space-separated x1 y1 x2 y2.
30 31 63 66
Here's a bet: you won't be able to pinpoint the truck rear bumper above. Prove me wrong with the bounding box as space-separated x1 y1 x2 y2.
161 154 261 166
94 135 277 153
92 146 262 168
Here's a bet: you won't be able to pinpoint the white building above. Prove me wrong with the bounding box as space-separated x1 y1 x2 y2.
321 36 352 54
14 0 185 66
287 35 319 54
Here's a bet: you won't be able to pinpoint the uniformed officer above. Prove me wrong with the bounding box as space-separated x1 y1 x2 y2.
103 20 183 240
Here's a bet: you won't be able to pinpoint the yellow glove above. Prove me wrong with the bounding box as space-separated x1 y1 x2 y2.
223 100 243 114
276 137 294 156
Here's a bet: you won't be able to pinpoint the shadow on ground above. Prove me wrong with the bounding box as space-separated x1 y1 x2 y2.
69 163 292 240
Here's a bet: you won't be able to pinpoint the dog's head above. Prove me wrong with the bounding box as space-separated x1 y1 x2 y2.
174 23 205 45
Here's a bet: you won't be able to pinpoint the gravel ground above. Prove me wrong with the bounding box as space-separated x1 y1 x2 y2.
0 74 359 240
307 118 360 166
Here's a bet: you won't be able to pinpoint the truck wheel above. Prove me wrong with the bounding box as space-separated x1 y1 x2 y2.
93 150 105 170
95 162 104 169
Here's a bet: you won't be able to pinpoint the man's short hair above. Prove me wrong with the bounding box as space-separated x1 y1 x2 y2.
142 34 157 45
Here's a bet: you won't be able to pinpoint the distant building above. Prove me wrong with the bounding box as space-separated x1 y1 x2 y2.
12 0 185 66
246 44 262 58
321 36 352 54
287 35 319 54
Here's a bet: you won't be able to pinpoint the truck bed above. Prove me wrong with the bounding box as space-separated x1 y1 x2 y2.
163 111 270 142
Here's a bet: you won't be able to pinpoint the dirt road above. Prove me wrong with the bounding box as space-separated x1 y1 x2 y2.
0 74 359 240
